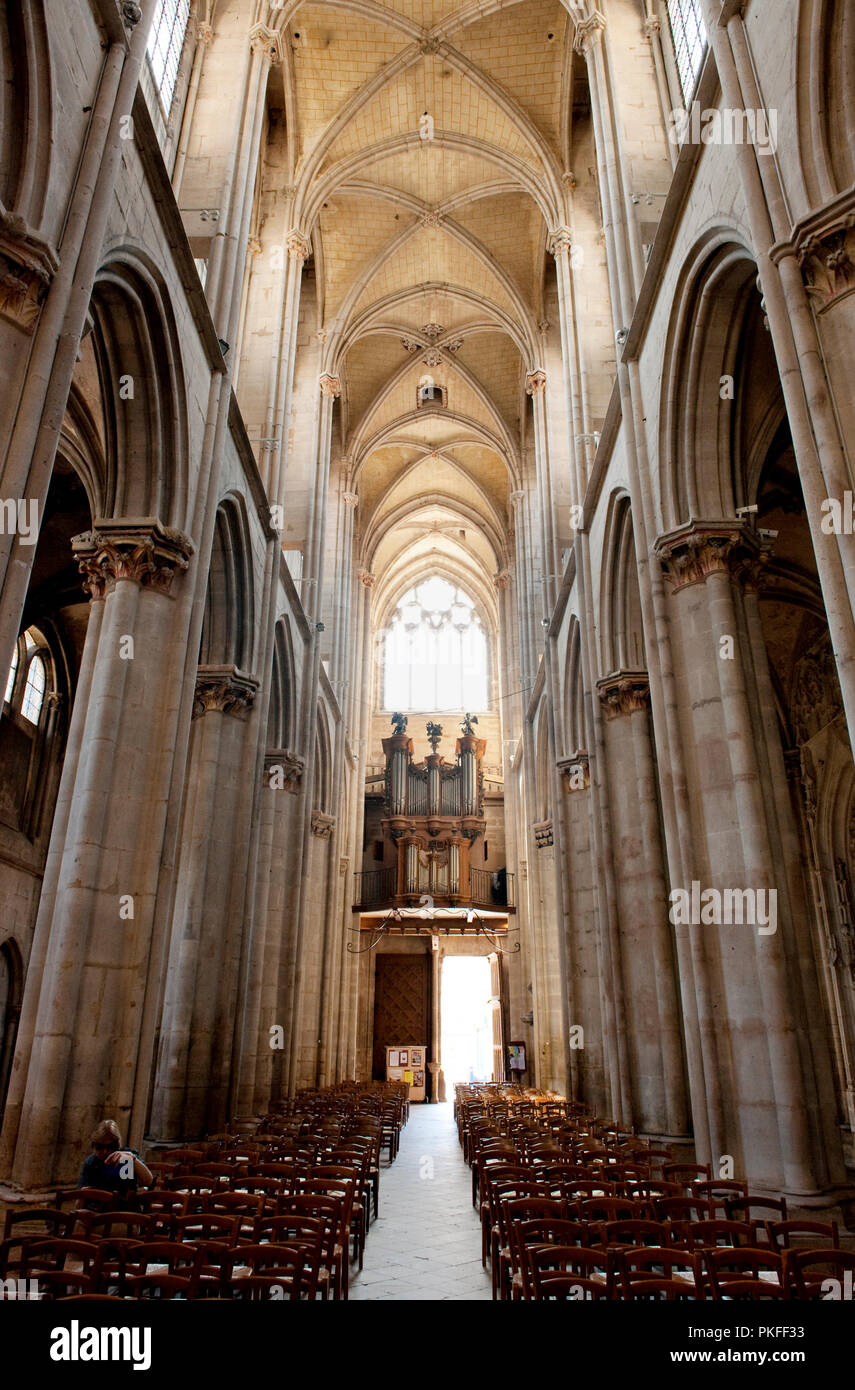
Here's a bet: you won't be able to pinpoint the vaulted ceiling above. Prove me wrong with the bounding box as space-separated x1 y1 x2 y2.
264 0 585 624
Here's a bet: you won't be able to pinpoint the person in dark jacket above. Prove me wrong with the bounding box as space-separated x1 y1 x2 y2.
77 1119 153 1196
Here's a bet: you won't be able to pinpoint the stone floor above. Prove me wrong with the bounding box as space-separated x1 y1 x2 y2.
349 1102 492 1301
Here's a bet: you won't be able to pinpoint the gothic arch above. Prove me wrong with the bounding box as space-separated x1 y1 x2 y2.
200 494 256 672
0 0 51 230
659 234 759 529
314 703 333 815
600 491 645 675
797 0 855 207
268 616 296 751
563 617 585 757
90 249 190 529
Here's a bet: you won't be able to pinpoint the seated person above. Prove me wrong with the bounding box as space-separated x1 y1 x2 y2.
77 1119 153 1200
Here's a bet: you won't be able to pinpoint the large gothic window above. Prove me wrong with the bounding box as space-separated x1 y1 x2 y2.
382 577 488 712
147 0 191 118
666 0 706 102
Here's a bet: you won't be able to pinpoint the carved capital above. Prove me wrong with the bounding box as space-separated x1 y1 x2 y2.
73 518 194 600
264 748 305 793
596 670 651 719
558 752 590 791
0 225 56 334
797 220 855 311
493 569 513 590
509 490 525 508
286 230 310 261
249 23 282 64
196 21 214 45
654 520 768 592
193 665 259 719
342 491 359 509
642 16 661 38
548 226 573 258
319 373 341 398
526 369 547 395
358 569 375 588
311 810 336 838
533 819 554 849
574 11 606 54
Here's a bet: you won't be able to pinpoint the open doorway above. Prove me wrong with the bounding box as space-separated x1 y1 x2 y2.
441 955 493 1090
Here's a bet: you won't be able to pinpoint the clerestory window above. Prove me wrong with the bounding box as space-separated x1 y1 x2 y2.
666 0 707 103
146 0 191 119
382 577 488 712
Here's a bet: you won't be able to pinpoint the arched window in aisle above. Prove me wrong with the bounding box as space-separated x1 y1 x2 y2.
382 576 488 712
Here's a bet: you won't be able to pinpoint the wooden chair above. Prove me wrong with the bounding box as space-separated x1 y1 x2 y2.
663 1163 712 1191
617 1245 703 1299
785 1248 855 1300
528 1245 614 1300
685 1219 755 1250
704 1246 785 1299
510 1218 591 1301
3 1207 73 1242
766 1219 840 1252
597 1219 677 1251
125 1271 196 1299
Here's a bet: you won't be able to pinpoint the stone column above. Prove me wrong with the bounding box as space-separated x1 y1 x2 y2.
1 518 194 1184
526 369 559 615
331 486 359 691
596 670 688 1137
149 664 258 1139
655 520 840 1191
238 750 304 1115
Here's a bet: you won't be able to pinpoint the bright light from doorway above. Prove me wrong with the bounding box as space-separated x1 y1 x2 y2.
441 956 493 1087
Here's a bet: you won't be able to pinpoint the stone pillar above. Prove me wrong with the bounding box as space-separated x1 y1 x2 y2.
237 750 304 1115
655 520 842 1191
1 519 194 1184
149 664 258 1139
526 369 559 614
596 670 688 1137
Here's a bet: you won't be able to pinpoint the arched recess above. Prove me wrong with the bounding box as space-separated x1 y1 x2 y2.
0 936 23 1127
268 616 296 751
90 251 189 528
534 701 552 825
797 0 855 208
659 236 759 530
600 492 646 675
563 617 585 756
314 704 332 816
0 1 51 229
200 495 256 671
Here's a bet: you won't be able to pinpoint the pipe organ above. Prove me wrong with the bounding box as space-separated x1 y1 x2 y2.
381 718 486 906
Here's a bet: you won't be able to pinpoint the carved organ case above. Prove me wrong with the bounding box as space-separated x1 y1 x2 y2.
382 727 486 906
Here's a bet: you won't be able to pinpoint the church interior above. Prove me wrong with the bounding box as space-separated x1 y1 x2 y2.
1 0 855 1308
